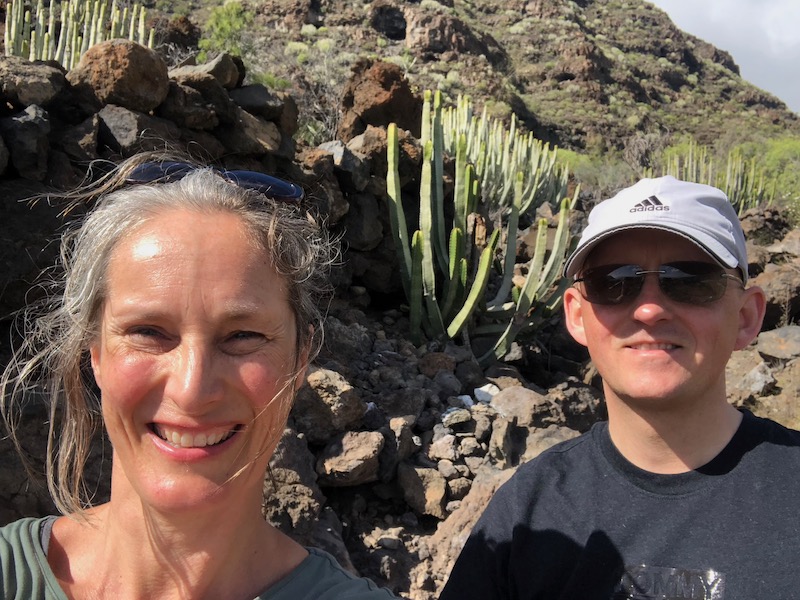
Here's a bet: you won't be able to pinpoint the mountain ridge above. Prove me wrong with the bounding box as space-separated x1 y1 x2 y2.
176 0 799 152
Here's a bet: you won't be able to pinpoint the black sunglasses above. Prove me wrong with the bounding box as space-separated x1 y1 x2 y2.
127 161 304 202
575 261 744 306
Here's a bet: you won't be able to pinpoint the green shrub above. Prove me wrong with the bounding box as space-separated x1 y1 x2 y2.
760 136 800 209
559 149 635 203
248 71 291 91
198 1 255 62
315 38 335 52
284 41 310 56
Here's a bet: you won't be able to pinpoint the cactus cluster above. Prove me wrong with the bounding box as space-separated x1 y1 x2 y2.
386 91 576 363
658 140 775 215
4 0 155 70
440 96 569 215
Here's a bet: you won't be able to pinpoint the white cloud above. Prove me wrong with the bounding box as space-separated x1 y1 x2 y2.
761 3 800 54
646 0 800 113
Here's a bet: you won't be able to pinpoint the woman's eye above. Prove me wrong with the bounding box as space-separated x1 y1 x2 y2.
125 326 175 351
130 326 164 338
230 331 260 340
223 331 267 353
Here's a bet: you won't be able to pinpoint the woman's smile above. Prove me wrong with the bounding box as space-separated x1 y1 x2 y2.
150 423 241 449
90 207 305 511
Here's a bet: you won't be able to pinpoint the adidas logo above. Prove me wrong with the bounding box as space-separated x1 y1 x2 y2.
630 195 670 213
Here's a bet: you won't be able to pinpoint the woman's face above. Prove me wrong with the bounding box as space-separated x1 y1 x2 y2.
90 208 307 515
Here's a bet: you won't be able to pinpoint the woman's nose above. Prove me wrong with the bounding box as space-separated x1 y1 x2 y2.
164 340 222 411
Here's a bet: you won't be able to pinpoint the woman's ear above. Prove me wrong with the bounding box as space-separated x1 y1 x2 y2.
735 285 767 351
89 342 103 390
563 286 589 348
293 325 314 392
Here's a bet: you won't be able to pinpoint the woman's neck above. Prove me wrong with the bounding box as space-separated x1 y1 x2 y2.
48 497 307 600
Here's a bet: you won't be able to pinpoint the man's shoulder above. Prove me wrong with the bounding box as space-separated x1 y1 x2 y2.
522 422 600 460
502 423 601 488
741 409 800 452
462 424 605 541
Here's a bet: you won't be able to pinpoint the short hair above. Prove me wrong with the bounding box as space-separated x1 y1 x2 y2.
1 154 337 515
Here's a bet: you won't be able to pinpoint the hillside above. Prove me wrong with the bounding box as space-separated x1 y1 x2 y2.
154 0 800 153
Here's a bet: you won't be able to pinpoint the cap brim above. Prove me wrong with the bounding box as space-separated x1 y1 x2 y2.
564 223 740 278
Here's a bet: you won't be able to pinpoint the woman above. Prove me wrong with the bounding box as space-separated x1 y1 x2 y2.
0 156 397 599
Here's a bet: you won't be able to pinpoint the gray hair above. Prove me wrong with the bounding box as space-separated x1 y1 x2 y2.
1 157 337 515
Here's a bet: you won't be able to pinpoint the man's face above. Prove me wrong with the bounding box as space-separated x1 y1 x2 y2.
563 229 765 413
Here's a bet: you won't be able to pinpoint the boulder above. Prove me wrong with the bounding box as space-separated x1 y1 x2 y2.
397 463 447 519
292 367 366 444
757 326 800 361
337 59 422 142
316 431 385 486
169 52 242 90
0 56 66 107
97 104 181 155
67 40 169 113
0 105 50 180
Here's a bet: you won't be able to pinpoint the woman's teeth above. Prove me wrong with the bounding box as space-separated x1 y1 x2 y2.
153 426 236 448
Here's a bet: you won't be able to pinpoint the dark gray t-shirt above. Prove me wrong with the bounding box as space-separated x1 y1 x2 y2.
441 409 800 600
0 516 397 599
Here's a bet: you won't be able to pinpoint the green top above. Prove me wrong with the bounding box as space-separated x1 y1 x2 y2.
0 517 397 599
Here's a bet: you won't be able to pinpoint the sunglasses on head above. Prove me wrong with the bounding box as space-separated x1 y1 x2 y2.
127 161 304 202
574 261 744 306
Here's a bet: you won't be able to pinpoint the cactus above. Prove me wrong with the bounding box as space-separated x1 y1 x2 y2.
487 172 524 308
479 195 576 364
409 230 424 346
419 139 446 336
386 123 413 301
386 91 575 360
4 0 155 70
446 229 500 339
658 140 775 214
441 96 569 214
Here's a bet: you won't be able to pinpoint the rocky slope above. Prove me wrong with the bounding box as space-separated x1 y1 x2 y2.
158 0 800 152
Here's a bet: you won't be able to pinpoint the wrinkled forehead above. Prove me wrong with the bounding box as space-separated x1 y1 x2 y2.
581 228 721 271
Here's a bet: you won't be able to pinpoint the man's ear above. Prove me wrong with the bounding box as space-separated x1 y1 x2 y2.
735 285 767 351
563 286 589 348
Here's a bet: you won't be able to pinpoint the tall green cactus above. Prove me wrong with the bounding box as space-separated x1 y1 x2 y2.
479 195 575 364
441 95 568 214
386 123 413 302
658 140 775 215
4 0 156 70
388 120 495 343
386 91 575 360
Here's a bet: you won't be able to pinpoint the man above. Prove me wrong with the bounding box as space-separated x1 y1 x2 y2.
440 176 800 599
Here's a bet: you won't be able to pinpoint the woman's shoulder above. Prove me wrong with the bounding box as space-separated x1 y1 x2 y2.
257 546 398 600
0 516 67 599
0 516 52 551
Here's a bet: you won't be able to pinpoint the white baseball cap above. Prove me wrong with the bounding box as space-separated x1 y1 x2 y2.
564 176 749 282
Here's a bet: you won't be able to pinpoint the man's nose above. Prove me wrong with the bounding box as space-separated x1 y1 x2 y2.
631 273 674 324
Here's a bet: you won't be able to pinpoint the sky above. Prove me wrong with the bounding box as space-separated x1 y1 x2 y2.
646 0 800 114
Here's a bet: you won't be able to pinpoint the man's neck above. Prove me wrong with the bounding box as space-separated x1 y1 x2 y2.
605 393 743 474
